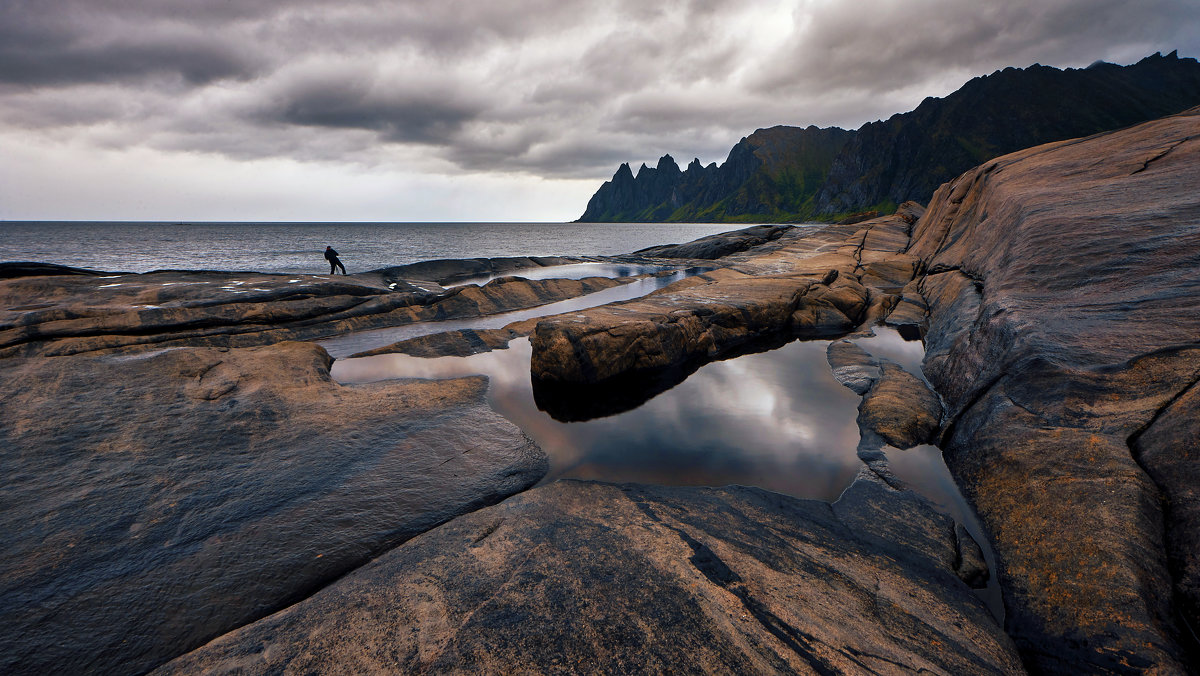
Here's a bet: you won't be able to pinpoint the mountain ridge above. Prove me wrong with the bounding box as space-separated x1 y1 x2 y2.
579 50 1200 222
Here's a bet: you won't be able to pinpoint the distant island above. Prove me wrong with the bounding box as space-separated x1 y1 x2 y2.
579 51 1200 223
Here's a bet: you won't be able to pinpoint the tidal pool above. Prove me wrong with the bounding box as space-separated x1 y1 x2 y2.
332 324 1004 620
335 327 921 502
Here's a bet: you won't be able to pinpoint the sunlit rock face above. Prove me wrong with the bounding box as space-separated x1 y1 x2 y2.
156 478 1022 675
0 342 546 675
900 107 1200 672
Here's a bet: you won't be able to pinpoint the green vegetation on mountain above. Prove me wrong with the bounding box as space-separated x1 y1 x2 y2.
579 51 1200 222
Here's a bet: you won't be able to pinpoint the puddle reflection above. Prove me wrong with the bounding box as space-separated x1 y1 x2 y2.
333 337 863 501
450 263 669 287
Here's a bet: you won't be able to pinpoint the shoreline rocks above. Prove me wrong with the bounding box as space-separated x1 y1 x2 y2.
899 107 1200 671
0 341 546 675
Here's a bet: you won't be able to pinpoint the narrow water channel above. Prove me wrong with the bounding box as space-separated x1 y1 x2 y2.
319 267 706 359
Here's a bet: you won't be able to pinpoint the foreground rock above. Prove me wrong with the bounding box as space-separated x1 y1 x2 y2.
0 342 545 675
897 107 1200 670
158 477 1022 675
828 340 942 450
0 262 627 359
527 205 925 420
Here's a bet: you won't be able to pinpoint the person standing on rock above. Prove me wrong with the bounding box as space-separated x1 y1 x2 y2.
324 246 347 275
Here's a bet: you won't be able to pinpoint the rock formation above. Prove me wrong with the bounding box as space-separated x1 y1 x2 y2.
897 106 1200 672
0 342 546 675
157 478 1021 675
0 262 627 359
4 105 1200 674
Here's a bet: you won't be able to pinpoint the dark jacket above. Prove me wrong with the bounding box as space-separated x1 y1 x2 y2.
324 247 339 261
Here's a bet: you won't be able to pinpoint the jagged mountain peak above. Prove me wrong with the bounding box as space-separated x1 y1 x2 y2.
580 53 1200 223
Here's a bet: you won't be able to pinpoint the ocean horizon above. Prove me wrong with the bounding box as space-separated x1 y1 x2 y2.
0 221 783 275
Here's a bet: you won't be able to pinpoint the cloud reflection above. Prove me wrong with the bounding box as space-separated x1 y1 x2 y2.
334 336 863 501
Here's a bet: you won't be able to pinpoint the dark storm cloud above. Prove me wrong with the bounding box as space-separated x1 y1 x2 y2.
0 2 264 86
261 74 488 145
751 0 1200 96
1 0 1198 182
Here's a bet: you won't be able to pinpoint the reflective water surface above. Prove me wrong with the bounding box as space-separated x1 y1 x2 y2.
449 262 671 287
333 324 1003 619
335 328 918 502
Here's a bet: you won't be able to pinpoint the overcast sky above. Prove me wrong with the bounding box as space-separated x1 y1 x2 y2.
1 0 1196 222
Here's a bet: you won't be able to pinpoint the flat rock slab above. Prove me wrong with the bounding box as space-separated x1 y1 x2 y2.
0 268 625 358
0 342 546 675
158 477 1022 675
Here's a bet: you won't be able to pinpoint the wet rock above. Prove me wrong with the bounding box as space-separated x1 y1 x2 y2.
883 278 928 340
0 261 107 279
157 479 1022 675
903 107 1200 671
955 523 990 590
369 255 584 286
0 342 546 675
633 224 792 260
353 326 521 358
826 340 880 395
0 270 626 359
858 363 942 450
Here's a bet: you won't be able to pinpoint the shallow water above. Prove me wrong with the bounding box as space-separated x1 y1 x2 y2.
319 268 707 359
335 327 919 502
448 262 670 287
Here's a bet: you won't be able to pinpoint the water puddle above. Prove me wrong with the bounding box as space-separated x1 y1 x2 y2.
449 262 670 287
332 323 1003 621
319 268 706 358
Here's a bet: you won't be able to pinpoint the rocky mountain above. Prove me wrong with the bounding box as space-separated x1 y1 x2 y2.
580 50 1200 222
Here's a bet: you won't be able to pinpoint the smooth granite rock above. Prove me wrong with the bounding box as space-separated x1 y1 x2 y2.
902 107 1200 671
156 477 1022 675
0 342 546 675
0 268 625 358
858 363 943 450
633 224 793 260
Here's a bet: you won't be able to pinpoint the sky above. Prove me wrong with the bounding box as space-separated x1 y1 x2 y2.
1 0 1197 222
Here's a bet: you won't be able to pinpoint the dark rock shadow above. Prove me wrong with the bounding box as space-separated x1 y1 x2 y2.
532 330 819 422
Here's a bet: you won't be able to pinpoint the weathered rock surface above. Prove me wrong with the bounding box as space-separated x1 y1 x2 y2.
633 223 793 259
0 342 546 675
858 363 943 450
827 340 882 395
158 477 1022 675
369 255 584 286
827 340 943 450
530 267 867 385
527 205 928 420
0 267 626 359
898 107 1200 671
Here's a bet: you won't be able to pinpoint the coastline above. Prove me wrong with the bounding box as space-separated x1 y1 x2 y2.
3 107 1199 673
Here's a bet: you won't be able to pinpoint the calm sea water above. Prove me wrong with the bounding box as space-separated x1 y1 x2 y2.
0 222 749 274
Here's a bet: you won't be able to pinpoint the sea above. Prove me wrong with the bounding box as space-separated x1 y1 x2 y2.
0 221 758 274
